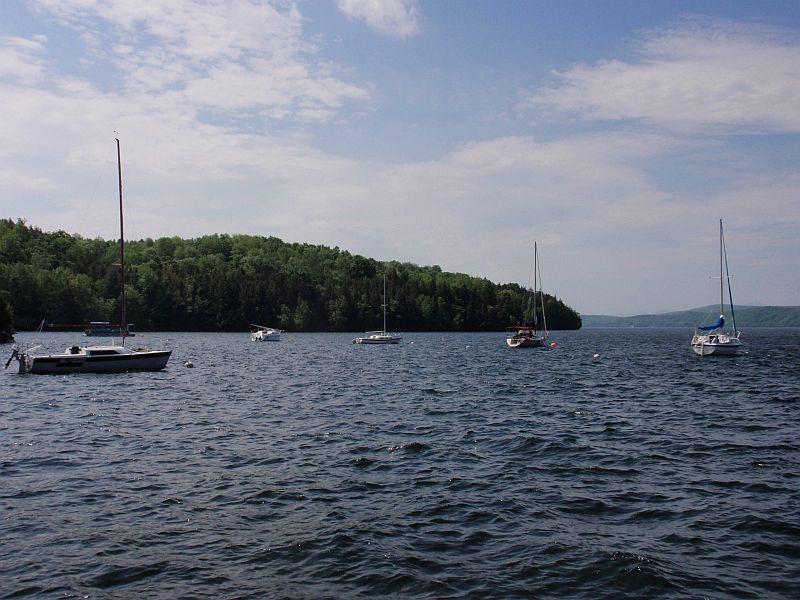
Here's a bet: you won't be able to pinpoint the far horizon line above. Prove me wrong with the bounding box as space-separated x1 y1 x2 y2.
585 304 800 318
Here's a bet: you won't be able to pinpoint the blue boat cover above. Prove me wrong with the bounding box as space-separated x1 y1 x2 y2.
698 315 724 331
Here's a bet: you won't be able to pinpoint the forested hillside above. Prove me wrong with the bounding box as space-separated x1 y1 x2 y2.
0 219 582 332
582 306 800 328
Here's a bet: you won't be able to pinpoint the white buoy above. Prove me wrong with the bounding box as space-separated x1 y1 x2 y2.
184 360 194 368
593 353 600 359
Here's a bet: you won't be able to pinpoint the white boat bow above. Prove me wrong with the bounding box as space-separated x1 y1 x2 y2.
250 325 282 341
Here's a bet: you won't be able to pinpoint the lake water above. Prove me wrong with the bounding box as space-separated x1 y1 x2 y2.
1 329 799 598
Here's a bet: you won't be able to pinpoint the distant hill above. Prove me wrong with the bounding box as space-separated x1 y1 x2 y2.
582 305 800 328
0 219 583 332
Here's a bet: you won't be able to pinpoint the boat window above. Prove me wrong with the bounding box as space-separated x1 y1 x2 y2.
88 349 120 355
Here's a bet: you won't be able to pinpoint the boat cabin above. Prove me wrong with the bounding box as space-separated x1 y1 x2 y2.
65 345 133 356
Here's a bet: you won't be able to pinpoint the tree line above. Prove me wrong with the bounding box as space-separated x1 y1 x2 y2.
0 219 582 332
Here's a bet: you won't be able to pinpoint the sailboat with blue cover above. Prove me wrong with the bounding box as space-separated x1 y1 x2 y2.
691 219 742 356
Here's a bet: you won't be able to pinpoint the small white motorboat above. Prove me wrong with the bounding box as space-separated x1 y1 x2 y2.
250 325 282 341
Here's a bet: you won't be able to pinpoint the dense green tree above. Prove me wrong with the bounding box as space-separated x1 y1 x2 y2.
0 218 582 331
0 290 14 342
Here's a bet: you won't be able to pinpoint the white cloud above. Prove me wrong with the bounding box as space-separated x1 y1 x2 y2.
2 61 796 313
529 21 800 133
336 0 419 38
0 36 47 84
31 0 369 122
0 168 59 194
1 8 798 314
293 132 798 314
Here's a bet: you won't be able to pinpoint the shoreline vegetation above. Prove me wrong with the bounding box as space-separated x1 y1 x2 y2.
0 219 582 333
0 290 13 342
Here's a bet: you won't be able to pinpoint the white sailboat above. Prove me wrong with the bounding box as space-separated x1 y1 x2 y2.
250 324 282 341
353 275 402 344
506 242 549 348
6 138 172 374
691 219 742 356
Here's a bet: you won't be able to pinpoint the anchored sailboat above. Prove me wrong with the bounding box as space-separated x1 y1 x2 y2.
506 242 549 348
250 324 282 341
353 275 402 344
691 219 742 356
6 138 171 374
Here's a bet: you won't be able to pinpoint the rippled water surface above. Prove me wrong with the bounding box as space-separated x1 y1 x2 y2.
2 329 799 598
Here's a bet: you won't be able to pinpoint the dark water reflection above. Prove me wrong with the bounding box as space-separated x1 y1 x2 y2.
1 329 799 598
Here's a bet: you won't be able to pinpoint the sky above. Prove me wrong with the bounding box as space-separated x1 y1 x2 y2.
1 0 799 316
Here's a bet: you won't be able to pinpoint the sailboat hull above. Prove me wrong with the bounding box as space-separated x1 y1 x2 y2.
251 331 281 341
27 350 171 374
691 338 742 356
353 334 402 344
506 336 547 348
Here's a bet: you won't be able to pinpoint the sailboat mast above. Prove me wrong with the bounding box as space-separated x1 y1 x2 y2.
384 275 391 333
721 220 737 334
537 243 547 334
719 219 724 318
533 242 538 329
116 137 126 346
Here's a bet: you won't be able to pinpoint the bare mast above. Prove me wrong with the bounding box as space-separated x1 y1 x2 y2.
721 220 737 335
533 242 538 329
116 137 126 346
718 219 723 319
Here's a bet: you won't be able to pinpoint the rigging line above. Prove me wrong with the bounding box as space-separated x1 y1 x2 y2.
533 241 537 328
719 219 724 316
721 221 737 334
521 242 534 322
536 243 547 333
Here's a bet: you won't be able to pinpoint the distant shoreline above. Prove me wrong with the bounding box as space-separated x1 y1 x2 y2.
582 305 800 328
10 326 800 334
